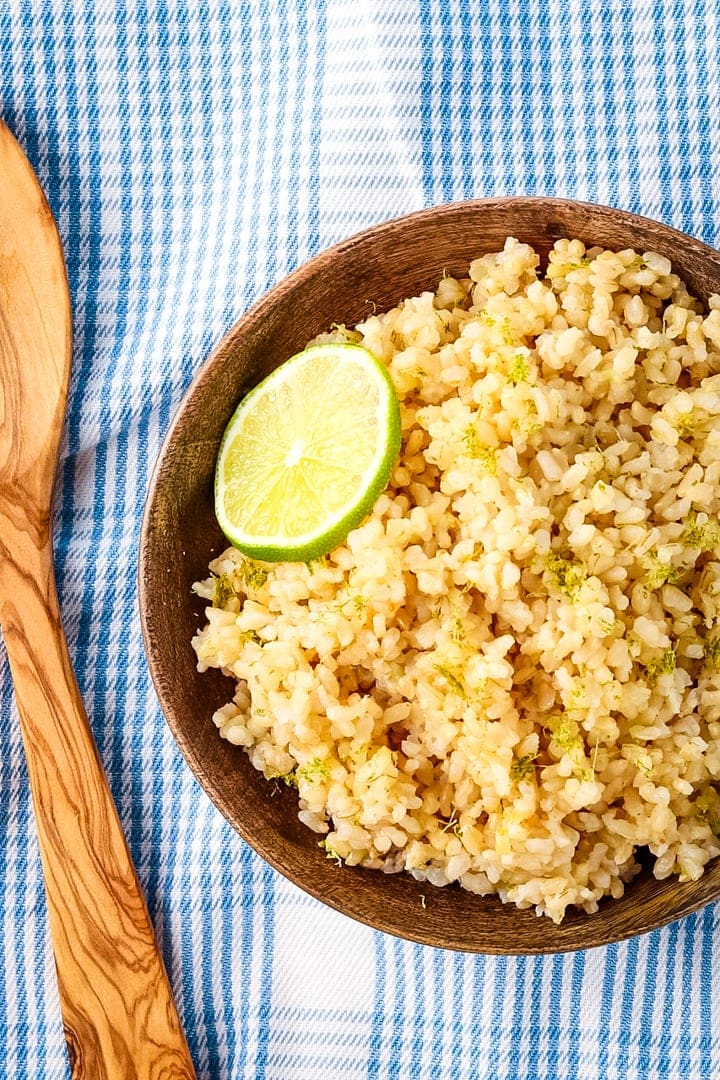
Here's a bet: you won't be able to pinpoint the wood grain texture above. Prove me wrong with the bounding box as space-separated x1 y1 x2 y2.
140 197 720 954
0 119 195 1077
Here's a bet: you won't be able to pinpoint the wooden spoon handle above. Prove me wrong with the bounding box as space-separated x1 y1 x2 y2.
0 517 196 1079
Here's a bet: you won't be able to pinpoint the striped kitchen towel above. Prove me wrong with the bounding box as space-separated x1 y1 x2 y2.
0 0 719 1077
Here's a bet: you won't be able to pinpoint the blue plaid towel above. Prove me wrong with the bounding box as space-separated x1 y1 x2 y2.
1 1 719 1077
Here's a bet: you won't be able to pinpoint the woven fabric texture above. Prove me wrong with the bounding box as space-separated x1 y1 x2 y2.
1 1 719 1077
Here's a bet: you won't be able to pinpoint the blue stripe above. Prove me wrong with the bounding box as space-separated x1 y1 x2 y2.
430 947 446 1077
308 0 326 253
545 953 564 1078
286 0 304 272
254 862 276 1079
219 5 254 326
367 933 386 1079
419 0 435 205
637 931 660 1080
578 0 598 202
652 1 672 223
410 944 426 1071
511 954 526 1072
692 0 716 242
698 905 715 1063
469 952 486 1075
659 920 680 1074
596 944 618 1076
449 951 465 1077
438 0 454 203
389 937 407 1079
496 5 516 195
198 812 221 1075
458 0 474 198
671 5 692 232
487 956 508 1076
556 3 578 197
516 0 537 195
598 1 618 208
235 842 257 1078
679 915 696 1072
618 0 640 213
616 936 639 1077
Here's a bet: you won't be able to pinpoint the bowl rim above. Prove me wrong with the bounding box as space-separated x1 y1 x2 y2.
139 195 720 953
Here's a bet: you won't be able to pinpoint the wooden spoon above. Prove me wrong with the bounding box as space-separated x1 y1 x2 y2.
0 122 196 1077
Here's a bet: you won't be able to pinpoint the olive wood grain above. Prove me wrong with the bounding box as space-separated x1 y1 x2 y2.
141 197 720 954
0 120 195 1076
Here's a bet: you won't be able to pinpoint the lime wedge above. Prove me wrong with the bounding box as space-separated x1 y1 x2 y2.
214 343 402 562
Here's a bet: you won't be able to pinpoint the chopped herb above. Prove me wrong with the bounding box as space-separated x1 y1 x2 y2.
546 715 583 755
694 789 720 834
212 573 236 609
462 427 497 473
479 308 496 327
551 256 592 274
335 593 365 615
511 753 537 782
642 554 681 589
599 617 616 635
434 664 466 698
545 552 588 601
643 646 677 685
297 757 332 783
625 256 646 272
703 635 720 670
500 317 515 345
239 558 269 590
450 616 466 644
508 353 529 383
682 511 720 552
674 412 695 437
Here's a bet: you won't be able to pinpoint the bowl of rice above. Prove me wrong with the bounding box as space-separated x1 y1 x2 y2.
139 197 720 953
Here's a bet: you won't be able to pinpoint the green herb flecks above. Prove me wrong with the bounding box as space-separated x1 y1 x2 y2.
239 557 269 590
508 353 530 383
545 552 588 601
511 753 537 782
642 554 681 590
434 664 466 699
462 426 498 473
547 715 583 756
643 646 677 686
703 635 720 670
212 573 237 609
682 511 720 552
694 789 720 834
297 757 332 784
499 317 515 345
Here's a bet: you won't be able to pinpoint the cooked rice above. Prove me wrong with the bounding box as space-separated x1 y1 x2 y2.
192 237 720 922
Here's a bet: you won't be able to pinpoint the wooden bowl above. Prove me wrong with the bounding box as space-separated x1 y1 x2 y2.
139 197 720 953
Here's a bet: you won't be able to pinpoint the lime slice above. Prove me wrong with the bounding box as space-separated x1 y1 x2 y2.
214 342 402 562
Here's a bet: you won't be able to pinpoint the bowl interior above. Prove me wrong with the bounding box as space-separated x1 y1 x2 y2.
139 197 720 953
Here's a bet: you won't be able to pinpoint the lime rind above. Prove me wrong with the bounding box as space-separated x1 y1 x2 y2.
214 343 402 562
